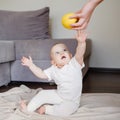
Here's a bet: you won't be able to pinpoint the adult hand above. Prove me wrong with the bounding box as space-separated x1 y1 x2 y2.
70 0 103 30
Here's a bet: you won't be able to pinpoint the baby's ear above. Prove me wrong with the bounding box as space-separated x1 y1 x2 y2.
70 53 72 58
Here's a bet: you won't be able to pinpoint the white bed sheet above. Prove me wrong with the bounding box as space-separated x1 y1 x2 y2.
0 85 120 120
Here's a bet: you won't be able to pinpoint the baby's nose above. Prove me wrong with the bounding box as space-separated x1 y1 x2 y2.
60 51 64 55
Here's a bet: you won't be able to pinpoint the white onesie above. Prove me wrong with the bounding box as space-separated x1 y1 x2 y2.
27 57 84 116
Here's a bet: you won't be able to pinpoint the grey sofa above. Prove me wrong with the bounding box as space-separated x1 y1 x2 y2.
0 7 92 86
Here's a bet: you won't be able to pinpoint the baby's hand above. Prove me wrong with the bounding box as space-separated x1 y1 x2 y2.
75 30 87 43
21 56 33 67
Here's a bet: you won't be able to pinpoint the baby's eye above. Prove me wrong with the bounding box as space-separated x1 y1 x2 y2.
55 52 60 54
63 49 67 52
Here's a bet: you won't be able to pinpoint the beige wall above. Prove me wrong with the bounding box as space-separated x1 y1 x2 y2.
0 0 120 68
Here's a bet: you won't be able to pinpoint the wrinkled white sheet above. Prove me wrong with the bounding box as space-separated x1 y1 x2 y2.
0 85 120 120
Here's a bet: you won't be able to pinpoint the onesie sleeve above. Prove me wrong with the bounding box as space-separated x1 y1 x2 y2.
43 66 53 81
71 57 85 69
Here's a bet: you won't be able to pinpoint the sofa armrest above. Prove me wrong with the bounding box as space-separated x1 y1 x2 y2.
0 41 15 86
0 41 15 63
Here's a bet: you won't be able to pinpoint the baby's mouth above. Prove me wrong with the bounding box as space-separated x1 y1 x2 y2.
61 56 66 59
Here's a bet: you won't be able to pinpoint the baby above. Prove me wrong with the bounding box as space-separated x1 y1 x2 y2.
20 30 87 117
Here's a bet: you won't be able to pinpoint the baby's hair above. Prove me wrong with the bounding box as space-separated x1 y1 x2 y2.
52 42 65 47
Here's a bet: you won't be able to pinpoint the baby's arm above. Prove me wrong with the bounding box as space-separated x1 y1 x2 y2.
21 56 48 79
75 30 87 66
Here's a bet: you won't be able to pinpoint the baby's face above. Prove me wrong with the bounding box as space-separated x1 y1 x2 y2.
51 43 72 68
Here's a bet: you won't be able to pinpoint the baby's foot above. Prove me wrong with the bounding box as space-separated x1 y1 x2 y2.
37 105 45 114
20 100 27 111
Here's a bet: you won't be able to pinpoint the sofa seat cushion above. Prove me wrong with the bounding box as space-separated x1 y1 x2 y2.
11 60 51 82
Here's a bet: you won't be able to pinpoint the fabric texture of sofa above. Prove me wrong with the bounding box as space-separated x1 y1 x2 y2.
0 7 92 86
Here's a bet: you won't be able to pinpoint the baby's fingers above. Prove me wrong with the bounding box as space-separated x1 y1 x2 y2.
28 56 32 62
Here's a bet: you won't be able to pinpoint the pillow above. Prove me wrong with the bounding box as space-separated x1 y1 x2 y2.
0 7 50 40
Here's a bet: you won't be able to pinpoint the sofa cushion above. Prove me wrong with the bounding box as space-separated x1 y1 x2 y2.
0 7 50 40
13 38 91 60
13 39 77 60
11 60 51 82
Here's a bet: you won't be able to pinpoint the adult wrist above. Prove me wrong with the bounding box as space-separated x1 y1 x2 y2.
89 0 103 7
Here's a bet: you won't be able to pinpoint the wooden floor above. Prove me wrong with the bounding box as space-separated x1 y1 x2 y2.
0 68 120 93
83 68 120 93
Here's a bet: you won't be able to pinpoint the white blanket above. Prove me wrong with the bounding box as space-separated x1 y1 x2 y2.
0 85 120 120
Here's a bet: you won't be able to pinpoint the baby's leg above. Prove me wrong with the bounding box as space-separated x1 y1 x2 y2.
45 100 79 117
20 100 45 114
37 105 45 114
27 89 63 112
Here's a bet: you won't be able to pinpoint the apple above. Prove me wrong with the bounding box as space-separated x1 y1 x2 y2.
61 13 77 29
